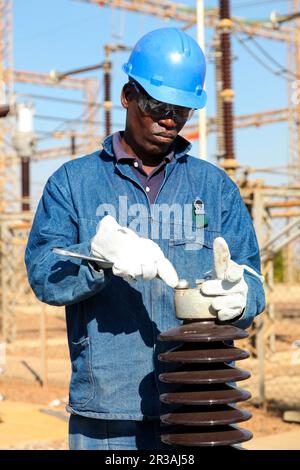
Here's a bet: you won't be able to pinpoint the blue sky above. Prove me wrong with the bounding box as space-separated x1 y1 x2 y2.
12 0 293 200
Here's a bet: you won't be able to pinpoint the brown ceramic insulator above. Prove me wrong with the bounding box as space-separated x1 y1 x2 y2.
104 66 111 136
161 405 251 426
221 34 232 90
21 157 30 212
158 320 252 447
159 343 250 363
220 0 230 19
160 384 251 406
159 365 250 385
161 426 253 448
159 321 248 342
219 0 235 165
71 134 76 156
223 102 234 159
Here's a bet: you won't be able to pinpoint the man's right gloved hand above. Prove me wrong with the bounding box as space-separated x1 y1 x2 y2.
90 215 179 288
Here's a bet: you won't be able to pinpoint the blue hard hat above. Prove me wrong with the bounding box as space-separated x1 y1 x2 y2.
122 27 207 110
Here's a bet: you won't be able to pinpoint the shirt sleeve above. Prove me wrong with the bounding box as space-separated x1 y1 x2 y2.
25 164 112 306
221 184 265 329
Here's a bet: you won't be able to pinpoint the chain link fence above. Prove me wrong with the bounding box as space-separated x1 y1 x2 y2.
0 217 69 388
241 216 300 413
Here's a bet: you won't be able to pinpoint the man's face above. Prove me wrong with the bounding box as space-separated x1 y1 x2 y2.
121 81 192 156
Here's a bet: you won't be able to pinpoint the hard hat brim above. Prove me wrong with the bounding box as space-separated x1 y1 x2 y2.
123 68 207 110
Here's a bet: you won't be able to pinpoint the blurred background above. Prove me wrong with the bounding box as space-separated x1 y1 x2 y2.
0 0 300 450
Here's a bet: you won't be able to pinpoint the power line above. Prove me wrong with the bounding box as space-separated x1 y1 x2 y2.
232 19 300 81
234 33 289 80
232 0 289 9
16 92 123 110
248 35 300 80
17 13 99 45
35 114 102 125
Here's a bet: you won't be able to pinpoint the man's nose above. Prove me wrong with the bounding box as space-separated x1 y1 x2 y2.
158 113 177 128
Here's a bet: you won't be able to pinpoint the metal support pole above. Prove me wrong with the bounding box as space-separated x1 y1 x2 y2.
197 0 207 160
214 33 225 160
294 0 300 179
40 304 48 388
252 188 265 407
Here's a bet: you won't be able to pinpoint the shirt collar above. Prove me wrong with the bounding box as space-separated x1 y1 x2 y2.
112 131 174 165
102 131 192 161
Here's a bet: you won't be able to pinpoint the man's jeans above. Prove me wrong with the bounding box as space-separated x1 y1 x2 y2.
69 414 173 450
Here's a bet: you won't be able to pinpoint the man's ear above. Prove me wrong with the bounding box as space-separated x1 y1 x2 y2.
121 83 131 109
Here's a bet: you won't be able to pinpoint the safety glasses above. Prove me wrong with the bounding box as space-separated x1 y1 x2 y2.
130 80 195 123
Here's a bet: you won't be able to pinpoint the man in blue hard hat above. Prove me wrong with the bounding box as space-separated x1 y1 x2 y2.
25 28 265 450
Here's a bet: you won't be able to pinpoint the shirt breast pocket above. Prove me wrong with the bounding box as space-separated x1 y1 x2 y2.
168 229 220 284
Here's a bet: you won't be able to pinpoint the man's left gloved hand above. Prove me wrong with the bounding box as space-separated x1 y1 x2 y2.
200 237 248 322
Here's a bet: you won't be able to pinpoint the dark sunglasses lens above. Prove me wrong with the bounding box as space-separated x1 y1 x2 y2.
142 101 165 119
149 106 193 122
174 107 194 121
133 84 194 122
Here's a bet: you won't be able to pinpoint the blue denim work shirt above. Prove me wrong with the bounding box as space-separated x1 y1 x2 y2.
25 133 265 421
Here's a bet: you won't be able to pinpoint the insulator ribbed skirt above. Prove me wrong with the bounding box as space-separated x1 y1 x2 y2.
158 321 252 447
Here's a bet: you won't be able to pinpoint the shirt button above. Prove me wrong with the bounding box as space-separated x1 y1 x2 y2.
133 161 139 168
146 186 150 192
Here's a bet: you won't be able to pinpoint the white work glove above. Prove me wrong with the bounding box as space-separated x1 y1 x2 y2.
200 237 248 322
90 215 179 288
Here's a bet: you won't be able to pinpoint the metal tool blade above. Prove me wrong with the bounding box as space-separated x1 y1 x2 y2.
52 247 113 268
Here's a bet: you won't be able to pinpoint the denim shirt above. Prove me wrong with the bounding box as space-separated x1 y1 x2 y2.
25 134 265 420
